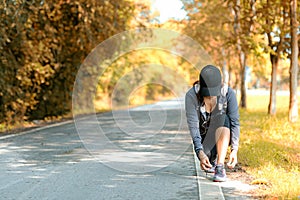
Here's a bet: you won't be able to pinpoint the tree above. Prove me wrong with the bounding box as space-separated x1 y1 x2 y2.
229 0 257 108
181 0 239 87
255 0 291 115
182 0 258 108
0 0 135 126
230 0 247 107
288 0 298 122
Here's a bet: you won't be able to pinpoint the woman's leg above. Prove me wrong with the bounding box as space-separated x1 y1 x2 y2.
215 127 230 165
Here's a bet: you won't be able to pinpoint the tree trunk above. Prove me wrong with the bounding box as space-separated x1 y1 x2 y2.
239 52 247 108
226 50 233 87
268 54 278 115
221 48 229 84
234 71 239 92
232 0 247 108
289 0 298 122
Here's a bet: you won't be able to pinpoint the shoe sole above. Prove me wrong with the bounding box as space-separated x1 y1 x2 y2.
213 177 226 182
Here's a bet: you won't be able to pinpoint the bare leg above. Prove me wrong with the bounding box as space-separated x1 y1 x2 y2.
215 127 230 165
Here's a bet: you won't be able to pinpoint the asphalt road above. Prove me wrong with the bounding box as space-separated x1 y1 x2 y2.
0 98 255 200
0 99 202 200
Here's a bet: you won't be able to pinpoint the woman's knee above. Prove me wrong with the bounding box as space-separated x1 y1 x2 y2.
215 127 230 141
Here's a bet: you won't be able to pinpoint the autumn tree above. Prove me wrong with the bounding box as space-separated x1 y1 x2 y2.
0 0 135 126
254 0 290 115
226 0 258 108
181 0 238 87
182 0 258 108
182 1 229 64
288 0 298 122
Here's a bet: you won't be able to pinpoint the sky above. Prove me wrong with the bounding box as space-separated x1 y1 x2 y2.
151 0 187 23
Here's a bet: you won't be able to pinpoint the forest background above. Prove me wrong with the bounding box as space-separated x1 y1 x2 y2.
0 0 299 128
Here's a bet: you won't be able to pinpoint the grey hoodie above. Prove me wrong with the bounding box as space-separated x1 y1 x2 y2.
185 85 240 155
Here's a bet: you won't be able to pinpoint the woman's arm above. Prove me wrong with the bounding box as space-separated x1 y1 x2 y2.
185 88 203 155
226 87 240 151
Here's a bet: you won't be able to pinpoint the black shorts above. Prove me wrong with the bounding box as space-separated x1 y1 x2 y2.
212 114 230 130
201 114 230 142
200 114 230 163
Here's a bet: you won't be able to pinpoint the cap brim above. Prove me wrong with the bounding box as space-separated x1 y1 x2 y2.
200 85 221 96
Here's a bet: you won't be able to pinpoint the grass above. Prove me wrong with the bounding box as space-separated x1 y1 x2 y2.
238 93 300 199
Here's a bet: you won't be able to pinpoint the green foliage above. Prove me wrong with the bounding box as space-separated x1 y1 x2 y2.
0 0 135 127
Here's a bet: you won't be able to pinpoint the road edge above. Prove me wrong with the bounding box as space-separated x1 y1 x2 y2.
0 119 74 140
193 147 225 200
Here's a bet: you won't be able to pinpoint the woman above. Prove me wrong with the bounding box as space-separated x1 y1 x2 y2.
185 65 240 182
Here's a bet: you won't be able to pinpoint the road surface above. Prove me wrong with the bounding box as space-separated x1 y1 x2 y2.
0 98 255 199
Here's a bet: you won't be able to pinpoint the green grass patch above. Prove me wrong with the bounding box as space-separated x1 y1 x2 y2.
239 94 300 199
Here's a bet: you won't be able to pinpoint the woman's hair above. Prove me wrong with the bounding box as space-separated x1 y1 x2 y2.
193 80 204 104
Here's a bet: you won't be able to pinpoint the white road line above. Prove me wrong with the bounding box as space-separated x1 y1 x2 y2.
192 145 225 200
0 120 73 140
193 148 202 200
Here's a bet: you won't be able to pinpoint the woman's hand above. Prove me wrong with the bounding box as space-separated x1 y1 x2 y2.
198 150 212 170
227 149 238 169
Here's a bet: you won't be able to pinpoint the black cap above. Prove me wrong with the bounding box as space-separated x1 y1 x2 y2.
199 65 222 96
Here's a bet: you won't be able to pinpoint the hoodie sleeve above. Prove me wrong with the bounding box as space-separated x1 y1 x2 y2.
185 88 203 155
226 87 240 151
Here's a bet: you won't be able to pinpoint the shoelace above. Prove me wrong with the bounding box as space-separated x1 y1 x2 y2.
215 165 224 175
